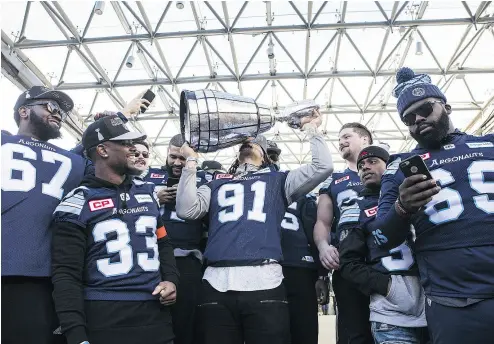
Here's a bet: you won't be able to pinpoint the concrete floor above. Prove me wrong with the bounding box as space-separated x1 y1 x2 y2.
318 315 337 344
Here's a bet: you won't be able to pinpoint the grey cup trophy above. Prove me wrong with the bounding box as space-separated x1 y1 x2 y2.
180 89 319 153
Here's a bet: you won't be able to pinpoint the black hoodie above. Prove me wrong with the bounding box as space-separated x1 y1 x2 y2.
51 175 179 344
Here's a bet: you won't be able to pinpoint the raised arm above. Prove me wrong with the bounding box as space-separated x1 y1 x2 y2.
176 167 211 221
284 124 333 204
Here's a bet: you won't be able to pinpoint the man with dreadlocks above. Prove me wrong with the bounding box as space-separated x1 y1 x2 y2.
176 110 332 344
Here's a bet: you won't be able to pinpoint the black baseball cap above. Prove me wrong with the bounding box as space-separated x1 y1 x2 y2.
82 116 146 150
14 86 74 113
267 140 281 156
202 160 224 171
357 145 390 168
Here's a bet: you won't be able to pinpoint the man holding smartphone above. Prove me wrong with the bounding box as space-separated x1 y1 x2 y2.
338 146 427 344
371 67 494 343
141 133 209 344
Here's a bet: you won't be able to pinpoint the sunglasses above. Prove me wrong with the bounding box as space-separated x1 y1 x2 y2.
24 101 68 121
135 151 150 158
402 101 443 126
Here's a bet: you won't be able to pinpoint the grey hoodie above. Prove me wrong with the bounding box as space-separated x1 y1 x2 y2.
370 274 427 327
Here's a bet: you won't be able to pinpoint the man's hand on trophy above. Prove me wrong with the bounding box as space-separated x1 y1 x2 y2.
299 108 322 130
180 142 199 159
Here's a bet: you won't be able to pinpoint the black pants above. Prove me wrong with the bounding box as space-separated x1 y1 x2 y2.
85 299 174 344
282 266 318 344
332 270 373 344
2 276 66 344
171 256 203 344
426 297 494 344
197 281 290 344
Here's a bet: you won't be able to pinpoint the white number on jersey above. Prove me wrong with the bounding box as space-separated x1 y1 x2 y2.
336 189 359 210
217 181 267 223
1 143 73 200
424 160 494 224
381 242 414 272
92 216 160 277
281 202 300 231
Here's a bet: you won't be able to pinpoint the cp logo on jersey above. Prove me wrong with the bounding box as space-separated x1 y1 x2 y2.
89 198 115 212
335 175 350 184
420 153 430 160
215 173 233 180
364 206 378 217
150 173 165 178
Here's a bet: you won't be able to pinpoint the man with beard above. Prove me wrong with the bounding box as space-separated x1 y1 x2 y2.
176 110 333 344
1 86 92 344
370 67 494 343
141 134 209 344
314 122 374 344
338 146 427 344
51 116 179 344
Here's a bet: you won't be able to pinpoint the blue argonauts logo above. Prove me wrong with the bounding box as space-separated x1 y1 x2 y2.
412 87 425 97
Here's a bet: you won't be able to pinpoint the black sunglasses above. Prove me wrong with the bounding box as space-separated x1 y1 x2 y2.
135 151 150 158
402 101 443 126
23 101 68 120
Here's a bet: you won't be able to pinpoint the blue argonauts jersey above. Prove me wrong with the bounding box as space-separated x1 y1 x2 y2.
281 195 317 269
205 168 289 266
1 133 89 277
52 179 164 301
339 192 417 275
142 168 209 250
321 168 364 245
379 131 494 298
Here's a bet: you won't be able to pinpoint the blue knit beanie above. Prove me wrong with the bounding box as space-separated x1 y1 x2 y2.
392 67 447 117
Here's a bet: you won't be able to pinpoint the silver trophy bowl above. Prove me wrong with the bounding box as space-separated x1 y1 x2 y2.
180 90 274 153
180 90 319 153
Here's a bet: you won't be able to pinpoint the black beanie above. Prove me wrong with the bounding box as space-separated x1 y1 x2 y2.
357 145 390 168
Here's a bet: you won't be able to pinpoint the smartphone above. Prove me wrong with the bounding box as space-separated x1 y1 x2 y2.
166 177 180 188
399 155 433 180
140 89 155 113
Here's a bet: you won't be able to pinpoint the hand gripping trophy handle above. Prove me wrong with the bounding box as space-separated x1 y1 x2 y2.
180 89 319 153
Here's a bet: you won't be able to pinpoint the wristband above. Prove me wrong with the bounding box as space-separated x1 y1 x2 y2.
395 198 411 217
186 157 198 163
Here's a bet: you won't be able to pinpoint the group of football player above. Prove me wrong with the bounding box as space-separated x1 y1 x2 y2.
2 66 493 344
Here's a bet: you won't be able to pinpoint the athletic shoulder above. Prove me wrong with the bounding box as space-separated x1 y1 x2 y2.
465 133 494 144
53 186 91 223
319 170 348 194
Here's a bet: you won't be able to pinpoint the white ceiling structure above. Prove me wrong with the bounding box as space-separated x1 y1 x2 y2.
2 1 494 171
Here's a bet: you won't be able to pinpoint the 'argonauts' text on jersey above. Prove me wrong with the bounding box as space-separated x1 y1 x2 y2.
205 169 289 266
1 133 89 277
379 132 494 298
53 179 164 301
